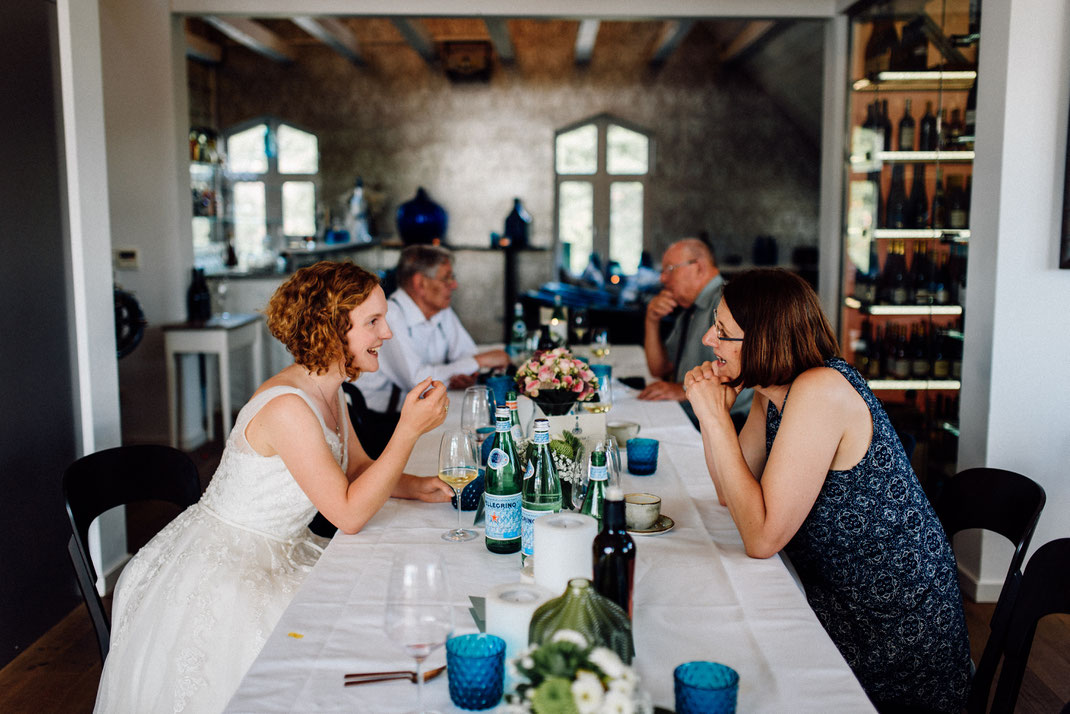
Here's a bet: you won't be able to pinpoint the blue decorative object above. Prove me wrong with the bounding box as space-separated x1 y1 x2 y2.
625 438 659 476
446 634 506 711
452 471 485 511
502 198 531 248
674 661 739 714
396 187 448 245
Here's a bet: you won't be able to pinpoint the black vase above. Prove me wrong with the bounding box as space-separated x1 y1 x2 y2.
396 187 448 245
503 198 531 248
186 267 211 323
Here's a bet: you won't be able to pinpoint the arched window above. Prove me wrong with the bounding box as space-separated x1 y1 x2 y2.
224 117 320 268
555 114 653 277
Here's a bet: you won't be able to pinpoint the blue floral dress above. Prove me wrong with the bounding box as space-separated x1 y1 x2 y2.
766 358 971 712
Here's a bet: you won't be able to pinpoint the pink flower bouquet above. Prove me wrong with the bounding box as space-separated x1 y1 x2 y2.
514 348 599 414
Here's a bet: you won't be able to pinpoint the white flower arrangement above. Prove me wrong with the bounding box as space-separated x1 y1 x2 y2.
503 630 645 714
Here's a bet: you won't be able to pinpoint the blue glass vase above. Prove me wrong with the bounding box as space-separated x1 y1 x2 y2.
396 187 448 245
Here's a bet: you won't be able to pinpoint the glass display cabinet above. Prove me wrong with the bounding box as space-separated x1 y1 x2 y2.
840 0 980 495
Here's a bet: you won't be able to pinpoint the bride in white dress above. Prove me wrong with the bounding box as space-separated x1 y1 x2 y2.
94 262 453 713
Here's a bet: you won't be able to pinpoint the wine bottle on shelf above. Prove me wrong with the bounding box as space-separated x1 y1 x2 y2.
919 101 938 151
864 19 899 76
931 252 950 305
945 108 963 149
867 326 884 379
893 325 911 379
911 324 931 378
883 325 898 377
520 418 562 565
950 333 963 381
891 242 910 305
898 99 916 151
931 171 948 229
912 241 931 305
909 164 929 229
885 165 910 229
592 486 636 618
485 406 523 555
948 176 969 229
931 330 951 379
964 82 977 147
854 319 874 375
881 100 893 152
864 238 880 304
898 16 929 71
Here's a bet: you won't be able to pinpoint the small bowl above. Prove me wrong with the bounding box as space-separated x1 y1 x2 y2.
624 492 661 530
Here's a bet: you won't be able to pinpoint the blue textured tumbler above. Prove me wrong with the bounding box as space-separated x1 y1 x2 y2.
674 661 739 714
446 634 506 710
626 438 659 475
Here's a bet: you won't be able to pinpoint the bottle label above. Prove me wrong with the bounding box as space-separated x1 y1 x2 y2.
589 464 608 481
892 287 908 304
524 460 535 481
950 209 967 228
912 360 930 377
933 360 950 379
521 507 553 558
533 430 549 445
486 493 521 540
506 399 518 410
495 419 510 433
511 425 524 442
487 448 511 471
894 358 911 379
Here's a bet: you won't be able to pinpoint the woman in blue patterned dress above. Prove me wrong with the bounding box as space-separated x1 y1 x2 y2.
683 268 970 713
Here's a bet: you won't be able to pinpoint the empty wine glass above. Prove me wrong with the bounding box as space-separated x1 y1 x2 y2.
384 550 455 714
587 435 622 488
438 430 480 542
460 386 493 448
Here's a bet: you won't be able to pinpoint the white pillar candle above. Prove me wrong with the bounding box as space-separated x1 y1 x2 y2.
533 513 598 596
485 582 554 662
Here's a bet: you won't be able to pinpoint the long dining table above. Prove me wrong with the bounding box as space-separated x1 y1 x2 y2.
225 346 874 713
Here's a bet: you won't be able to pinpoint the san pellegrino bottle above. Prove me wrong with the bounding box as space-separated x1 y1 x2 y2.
580 449 609 530
521 418 562 565
485 406 522 554
510 302 527 355
506 390 524 443
592 486 636 618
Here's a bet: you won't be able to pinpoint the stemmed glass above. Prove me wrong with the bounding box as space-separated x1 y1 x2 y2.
587 435 622 486
438 430 480 542
460 386 494 448
384 551 455 714
591 328 611 360
571 308 590 344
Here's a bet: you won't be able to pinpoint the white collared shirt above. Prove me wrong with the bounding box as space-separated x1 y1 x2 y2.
353 288 480 412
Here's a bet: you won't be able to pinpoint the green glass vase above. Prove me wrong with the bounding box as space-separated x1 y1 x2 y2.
527 577 634 664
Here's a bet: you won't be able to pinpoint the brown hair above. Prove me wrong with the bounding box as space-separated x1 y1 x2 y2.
266 261 379 380
723 268 840 389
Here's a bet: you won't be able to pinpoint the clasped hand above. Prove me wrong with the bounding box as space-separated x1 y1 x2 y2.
684 361 741 421
398 377 449 435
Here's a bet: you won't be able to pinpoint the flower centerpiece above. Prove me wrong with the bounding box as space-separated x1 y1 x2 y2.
503 630 648 714
515 347 600 417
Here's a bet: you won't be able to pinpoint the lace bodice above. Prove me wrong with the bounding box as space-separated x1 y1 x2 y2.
200 386 347 540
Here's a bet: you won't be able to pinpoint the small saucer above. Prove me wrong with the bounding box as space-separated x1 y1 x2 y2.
627 514 675 536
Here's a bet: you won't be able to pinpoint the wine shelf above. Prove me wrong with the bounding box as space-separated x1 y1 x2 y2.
867 379 961 391
852 70 977 92
872 228 969 241
844 297 963 316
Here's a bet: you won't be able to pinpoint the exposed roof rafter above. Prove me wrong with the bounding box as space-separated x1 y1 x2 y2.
203 16 294 63
185 30 222 64
720 20 776 63
574 19 599 65
483 18 515 63
292 17 364 65
649 19 694 66
391 18 436 64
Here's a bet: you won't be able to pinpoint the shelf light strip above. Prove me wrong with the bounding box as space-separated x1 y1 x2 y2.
868 380 962 390
873 229 970 239
876 150 975 162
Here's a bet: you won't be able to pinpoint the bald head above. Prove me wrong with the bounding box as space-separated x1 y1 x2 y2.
660 238 719 306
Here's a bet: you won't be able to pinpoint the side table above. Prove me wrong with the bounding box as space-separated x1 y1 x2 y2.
163 313 264 449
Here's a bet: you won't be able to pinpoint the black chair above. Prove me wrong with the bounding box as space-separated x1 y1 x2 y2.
63 444 201 663
987 538 1070 713
934 467 1046 713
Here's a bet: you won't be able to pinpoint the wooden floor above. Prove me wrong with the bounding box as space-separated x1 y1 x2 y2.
2 438 1066 712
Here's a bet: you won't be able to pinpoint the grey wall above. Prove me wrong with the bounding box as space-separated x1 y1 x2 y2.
203 21 821 265
0 0 80 667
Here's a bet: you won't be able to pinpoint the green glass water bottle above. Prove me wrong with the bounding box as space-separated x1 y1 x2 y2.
485 406 522 554
521 418 562 565
580 449 608 530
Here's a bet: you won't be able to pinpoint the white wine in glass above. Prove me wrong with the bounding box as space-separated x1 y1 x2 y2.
384 551 455 714
591 328 611 359
439 430 480 542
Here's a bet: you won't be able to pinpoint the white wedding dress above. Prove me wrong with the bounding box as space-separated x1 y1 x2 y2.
94 386 345 713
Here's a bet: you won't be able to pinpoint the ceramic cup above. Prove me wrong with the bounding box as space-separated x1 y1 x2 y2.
624 492 661 530
606 421 640 444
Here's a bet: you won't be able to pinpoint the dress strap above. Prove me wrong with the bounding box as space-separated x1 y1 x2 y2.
235 386 334 455
780 384 792 414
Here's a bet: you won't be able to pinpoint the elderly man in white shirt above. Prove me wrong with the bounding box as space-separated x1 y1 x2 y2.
351 245 510 455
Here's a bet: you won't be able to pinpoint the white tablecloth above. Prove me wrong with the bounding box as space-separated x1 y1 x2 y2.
226 347 873 713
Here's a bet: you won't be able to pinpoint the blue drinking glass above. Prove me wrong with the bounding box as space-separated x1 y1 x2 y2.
446 633 506 711
674 661 739 714
485 375 514 410
590 363 612 384
626 438 659 475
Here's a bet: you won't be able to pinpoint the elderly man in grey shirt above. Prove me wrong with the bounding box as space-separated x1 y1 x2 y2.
640 238 752 419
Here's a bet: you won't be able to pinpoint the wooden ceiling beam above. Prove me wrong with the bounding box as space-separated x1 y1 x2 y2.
720 20 776 63
391 18 436 64
649 19 694 66
292 17 364 65
203 16 294 63
185 30 222 64
483 18 515 63
574 19 599 65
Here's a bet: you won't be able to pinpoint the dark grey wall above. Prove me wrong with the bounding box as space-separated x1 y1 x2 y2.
0 0 80 668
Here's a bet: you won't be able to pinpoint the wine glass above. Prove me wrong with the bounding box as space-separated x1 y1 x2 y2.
438 430 480 542
571 308 590 344
584 369 612 414
591 327 611 360
384 550 455 714
460 386 493 448
587 435 622 488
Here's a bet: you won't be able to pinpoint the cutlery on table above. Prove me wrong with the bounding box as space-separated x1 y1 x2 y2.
343 664 447 686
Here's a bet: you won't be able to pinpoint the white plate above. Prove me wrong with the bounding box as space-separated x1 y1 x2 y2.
627 514 674 536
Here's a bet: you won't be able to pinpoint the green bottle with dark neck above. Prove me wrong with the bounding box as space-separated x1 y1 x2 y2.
485 406 522 554
580 449 609 530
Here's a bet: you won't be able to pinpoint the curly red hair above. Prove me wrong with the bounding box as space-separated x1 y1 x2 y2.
266 261 380 380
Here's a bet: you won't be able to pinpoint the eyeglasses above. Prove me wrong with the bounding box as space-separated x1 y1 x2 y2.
425 270 457 284
661 258 697 275
712 312 743 342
